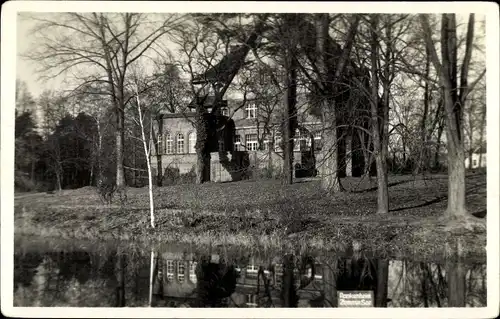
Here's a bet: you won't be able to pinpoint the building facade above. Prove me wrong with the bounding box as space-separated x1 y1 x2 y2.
150 92 372 183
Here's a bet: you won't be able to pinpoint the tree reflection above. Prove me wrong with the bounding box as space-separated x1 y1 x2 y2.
13 243 487 308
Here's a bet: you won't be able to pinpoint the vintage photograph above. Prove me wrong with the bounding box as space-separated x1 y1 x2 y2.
2 1 498 317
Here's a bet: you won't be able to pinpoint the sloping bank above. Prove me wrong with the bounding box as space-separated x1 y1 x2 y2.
14 199 486 263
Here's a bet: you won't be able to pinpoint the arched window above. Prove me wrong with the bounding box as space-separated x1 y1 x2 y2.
177 261 186 283
188 132 196 154
189 261 197 284
234 134 241 151
157 134 163 154
176 133 184 154
165 133 173 154
166 260 174 281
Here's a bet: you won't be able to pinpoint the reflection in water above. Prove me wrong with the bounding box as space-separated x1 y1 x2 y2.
14 238 486 308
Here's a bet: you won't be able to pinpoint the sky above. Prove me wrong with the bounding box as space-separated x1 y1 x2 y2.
14 6 487 101
16 16 42 96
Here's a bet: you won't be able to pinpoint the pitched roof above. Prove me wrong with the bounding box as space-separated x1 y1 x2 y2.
187 95 228 109
191 45 252 85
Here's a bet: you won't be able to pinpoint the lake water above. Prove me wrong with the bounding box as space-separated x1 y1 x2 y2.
14 236 486 308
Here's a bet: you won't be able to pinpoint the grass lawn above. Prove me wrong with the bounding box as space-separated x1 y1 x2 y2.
14 173 487 262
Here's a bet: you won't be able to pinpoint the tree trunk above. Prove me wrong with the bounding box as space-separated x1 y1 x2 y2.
434 119 444 169
132 145 137 187
134 87 156 227
56 170 62 192
446 124 467 217
320 108 341 191
402 138 407 165
369 15 389 214
316 13 341 192
359 130 372 177
282 16 298 185
116 103 126 189
345 133 352 177
420 14 475 219
195 109 211 184
477 106 486 168
96 119 103 184
466 98 476 169
156 119 164 186
468 149 473 169
415 45 431 175
268 131 274 170
89 163 94 186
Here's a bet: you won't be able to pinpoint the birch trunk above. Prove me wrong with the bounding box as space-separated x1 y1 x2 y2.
136 86 155 228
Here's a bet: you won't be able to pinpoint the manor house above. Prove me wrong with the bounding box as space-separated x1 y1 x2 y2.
150 93 369 183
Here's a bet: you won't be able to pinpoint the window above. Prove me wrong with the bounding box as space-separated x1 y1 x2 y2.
314 131 322 140
246 294 257 307
165 133 173 154
218 138 225 152
245 134 258 151
234 135 242 151
473 159 477 167
234 134 241 145
157 134 163 154
189 261 197 284
246 103 257 119
294 129 301 151
188 132 196 154
274 263 283 288
176 133 184 154
178 261 186 283
274 133 282 152
166 260 174 281
247 263 259 273
221 107 229 116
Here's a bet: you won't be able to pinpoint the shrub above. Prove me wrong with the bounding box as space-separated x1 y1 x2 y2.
161 166 196 186
179 167 196 184
162 167 181 186
15 171 38 192
255 164 283 180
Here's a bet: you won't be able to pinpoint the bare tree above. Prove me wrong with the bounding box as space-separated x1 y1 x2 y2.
16 79 37 114
414 45 432 174
173 14 267 184
420 14 486 221
476 83 486 168
297 14 361 192
281 14 300 185
132 80 155 228
23 12 184 196
368 14 389 214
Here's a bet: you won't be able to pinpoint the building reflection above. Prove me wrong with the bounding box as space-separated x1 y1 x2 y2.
13 243 487 308
151 252 325 307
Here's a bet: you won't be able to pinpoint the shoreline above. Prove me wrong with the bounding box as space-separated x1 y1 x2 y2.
14 211 486 263
13 175 487 263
